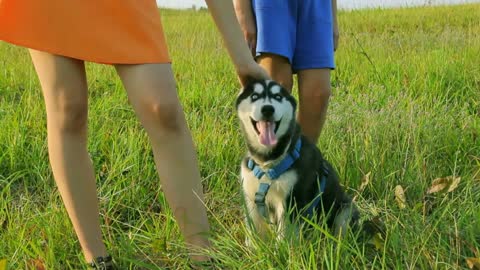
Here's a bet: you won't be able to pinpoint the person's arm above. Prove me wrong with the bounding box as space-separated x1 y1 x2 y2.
332 0 339 51
233 0 257 56
205 0 268 86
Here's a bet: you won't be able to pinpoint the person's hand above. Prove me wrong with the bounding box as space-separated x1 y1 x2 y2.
206 0 268 86
239 16 257 56
333 20 339 52
233 0 257 56
236 60 269 87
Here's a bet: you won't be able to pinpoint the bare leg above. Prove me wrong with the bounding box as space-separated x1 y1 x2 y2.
257 54 332 143
29 50 107 262
297 69 332 143
114 63 210 260
257 53 293 91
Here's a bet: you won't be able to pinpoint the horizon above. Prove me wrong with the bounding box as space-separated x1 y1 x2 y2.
156 0 480 9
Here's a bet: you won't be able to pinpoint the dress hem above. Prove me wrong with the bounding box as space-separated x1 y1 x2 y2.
0 35 172 65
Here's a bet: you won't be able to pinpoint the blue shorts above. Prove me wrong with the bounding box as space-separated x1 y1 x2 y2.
253 0 335 71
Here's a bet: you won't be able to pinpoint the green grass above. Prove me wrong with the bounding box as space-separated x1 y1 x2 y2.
1 3 480 269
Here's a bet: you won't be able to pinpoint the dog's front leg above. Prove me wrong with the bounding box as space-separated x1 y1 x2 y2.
275 203 286 241
245 198 270 246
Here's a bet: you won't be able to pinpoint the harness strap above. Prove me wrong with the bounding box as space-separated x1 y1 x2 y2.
248 138 330 221
247 139 302 180
303 170 328 218
254 183 271 220
248 159 265 179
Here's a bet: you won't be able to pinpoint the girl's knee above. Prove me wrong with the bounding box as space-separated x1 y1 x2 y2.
141 99 184 133
48 93 88 134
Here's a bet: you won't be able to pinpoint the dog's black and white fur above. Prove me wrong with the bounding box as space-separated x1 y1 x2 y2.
236 79 359 241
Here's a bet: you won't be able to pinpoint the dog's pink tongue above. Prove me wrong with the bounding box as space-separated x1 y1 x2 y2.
256 121 277 146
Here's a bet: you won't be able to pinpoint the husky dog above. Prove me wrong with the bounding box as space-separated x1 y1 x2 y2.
236 79 359 241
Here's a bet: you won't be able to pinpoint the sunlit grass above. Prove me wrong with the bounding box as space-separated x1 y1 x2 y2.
1 3 479 269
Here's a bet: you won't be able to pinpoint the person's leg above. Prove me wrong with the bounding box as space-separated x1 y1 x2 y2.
297 68 332 143
29 50 107 262
256 53 293 91
114 63 210 261
257 54 332 143
291 0 334 144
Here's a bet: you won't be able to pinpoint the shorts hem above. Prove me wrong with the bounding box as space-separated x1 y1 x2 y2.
292 64 335 73
256 50 293 64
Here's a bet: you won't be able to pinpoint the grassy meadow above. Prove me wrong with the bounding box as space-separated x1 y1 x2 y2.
1 3 479 269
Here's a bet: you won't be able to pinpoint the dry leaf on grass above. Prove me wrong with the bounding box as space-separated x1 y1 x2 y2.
359 172 371 193
427 176 461 194
466 257 480 270
394 185 407 209
0 259 6 270
362 216 387 251
354 172 371 201
368 233 385 250
421 176 460 216
28 259 46 270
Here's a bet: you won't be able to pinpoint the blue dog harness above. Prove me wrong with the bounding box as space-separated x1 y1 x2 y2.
247 138 328 220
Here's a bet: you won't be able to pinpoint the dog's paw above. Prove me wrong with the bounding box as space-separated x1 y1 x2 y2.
333 204 360 237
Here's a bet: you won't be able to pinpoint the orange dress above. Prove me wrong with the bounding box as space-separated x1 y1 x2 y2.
0 0 170 64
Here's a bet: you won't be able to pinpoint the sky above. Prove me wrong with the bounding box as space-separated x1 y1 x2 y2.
156 0 480 9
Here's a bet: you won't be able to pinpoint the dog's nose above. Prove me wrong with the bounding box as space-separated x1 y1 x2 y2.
261 105 275 118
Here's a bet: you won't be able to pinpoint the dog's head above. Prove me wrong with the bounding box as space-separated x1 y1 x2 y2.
236 79 297 154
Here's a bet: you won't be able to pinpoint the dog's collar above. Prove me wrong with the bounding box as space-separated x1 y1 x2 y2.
247 138 302 180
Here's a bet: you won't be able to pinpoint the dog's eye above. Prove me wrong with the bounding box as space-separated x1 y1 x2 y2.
273 94 283 101
251 94 260 101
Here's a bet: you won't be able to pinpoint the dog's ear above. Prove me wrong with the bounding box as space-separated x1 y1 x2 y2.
235 79 257 109
236 76 255 96
236 85 246 98
242 75 257 88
